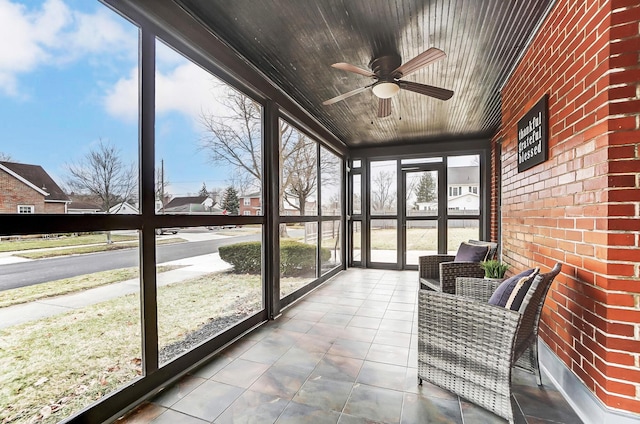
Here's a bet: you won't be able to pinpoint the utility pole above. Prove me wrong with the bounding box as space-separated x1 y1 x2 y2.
161 159 165 213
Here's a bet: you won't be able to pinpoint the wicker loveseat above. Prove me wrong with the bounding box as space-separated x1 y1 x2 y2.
417 262 562 423
418 240 498 293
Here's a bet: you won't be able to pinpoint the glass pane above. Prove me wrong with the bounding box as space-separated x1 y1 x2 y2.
321 220 341 273
405 170 438 216
370 219 397 263
0 231 141 421
447 155 480 213
352 159 361 168
448 219 480 254
0 2 141 420
370 160 397 215
158 225 264 365
405 221 438 265
280 121 317 216
401 157 442 165
155 40 262 216
352 221 362 263
352 174 362 215
0 3 139 215
280 223 318 298
320 147 341 215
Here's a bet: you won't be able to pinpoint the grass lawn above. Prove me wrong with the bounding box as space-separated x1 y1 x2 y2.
0 271 304 424
367 227 479 250
14 238 186 259
0 234 137 253
0 266 179 308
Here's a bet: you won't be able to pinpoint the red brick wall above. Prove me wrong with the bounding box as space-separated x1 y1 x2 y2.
239 197 261 215
0 170 47 213
494 0 640 414
44 202 66 213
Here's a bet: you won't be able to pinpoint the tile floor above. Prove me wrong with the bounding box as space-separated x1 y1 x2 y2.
117 269 583 424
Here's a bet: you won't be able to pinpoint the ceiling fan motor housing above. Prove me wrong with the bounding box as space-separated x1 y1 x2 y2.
369 54 403 79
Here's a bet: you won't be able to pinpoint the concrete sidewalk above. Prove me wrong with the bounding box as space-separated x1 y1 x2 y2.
0 253 232 329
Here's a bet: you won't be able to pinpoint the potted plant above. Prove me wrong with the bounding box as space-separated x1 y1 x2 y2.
480 259 509 281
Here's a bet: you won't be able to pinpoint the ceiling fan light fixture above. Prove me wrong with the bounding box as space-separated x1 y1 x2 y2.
372 82 400 99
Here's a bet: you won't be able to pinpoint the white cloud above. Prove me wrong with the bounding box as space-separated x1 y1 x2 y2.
104 60 228 125
155 62 222 118
104 66 138 122
0 0 136 97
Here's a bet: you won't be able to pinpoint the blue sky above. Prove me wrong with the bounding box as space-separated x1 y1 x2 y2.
0 0 240 197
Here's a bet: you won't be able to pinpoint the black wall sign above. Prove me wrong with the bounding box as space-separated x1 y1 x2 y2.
517 94 548 172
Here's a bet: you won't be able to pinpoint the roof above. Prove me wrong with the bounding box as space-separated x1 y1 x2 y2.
68 201 102 211
240 192 261 198
448 166 479 185
108 202 139 214
0 161 70 202
164 204 224 214
164 196 210 209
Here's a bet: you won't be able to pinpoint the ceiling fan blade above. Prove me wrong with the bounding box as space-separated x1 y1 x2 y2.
378 98 391 117
393 47 446 77
331 62 376 77
322 84 373 105
398 80 454 100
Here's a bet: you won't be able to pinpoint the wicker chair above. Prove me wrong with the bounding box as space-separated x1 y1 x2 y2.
418 263 562 423
418 240 498 293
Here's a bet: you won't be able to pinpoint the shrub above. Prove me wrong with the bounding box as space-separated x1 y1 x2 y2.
218 240 331 276
218 242 262 274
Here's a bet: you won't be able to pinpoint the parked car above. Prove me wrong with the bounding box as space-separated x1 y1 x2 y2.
156 228 179 235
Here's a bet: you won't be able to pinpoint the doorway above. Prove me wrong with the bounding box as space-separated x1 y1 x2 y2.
402 166 444 268
360 153 484 270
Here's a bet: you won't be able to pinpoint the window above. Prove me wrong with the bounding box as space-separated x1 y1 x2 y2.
154 39 264 365
321 146 341 215
155 39 262 216
370 160 397 215
0 3 142 420
17 205 34 214
280 121 317 216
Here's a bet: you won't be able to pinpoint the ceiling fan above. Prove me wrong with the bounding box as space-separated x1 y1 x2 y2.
323 47 454 118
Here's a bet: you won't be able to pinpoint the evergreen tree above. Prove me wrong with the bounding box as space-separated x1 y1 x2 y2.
221 186 240 215
416 172 437 203
198 182 209 197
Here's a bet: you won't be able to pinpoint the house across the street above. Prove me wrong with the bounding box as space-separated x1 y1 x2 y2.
0 161 70 214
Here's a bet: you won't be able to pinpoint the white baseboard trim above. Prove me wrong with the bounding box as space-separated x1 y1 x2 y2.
539 341 640 424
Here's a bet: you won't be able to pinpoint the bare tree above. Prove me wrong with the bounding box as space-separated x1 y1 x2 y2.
199 85 262 185
282 133 316 214
199 86 331 235
66 140 137 243
227 168 257 197
0 152 13 161
371 170 396 214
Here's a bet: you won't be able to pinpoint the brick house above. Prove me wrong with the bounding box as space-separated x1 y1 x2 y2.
239 192 261 216
0 161 70 214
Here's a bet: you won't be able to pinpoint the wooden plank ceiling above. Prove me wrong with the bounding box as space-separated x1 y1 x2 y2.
174 0 554 148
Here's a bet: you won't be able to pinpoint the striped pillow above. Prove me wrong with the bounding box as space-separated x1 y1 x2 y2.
505 271 539 311
488 268 539 308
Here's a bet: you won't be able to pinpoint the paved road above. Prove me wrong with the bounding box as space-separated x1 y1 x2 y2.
0 234 259 291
